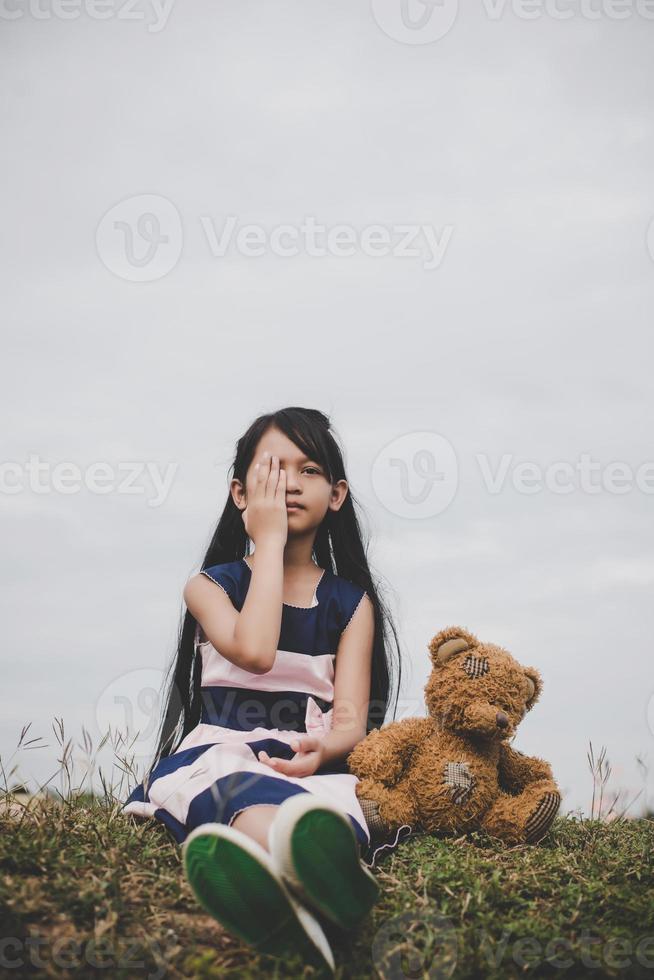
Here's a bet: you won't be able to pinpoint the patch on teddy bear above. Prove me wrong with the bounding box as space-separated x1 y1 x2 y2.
462 654 490 678
443 761 475 804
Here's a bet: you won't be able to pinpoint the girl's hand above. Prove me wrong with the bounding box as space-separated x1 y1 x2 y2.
242 451 288 547
258 735 324 777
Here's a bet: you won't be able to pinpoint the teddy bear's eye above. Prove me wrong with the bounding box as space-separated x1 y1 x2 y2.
462 653 489 678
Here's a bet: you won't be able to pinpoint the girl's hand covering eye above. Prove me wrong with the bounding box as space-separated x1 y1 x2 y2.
241 451 288 546
257 734 324 777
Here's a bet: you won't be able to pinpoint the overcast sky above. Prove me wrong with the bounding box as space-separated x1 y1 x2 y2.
2 0 653 820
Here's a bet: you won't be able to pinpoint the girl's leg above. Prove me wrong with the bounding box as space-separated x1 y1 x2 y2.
233 802 367 857
231 804 279 851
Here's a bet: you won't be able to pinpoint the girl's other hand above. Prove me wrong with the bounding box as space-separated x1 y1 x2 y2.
257 734 324 777
241 450 288 547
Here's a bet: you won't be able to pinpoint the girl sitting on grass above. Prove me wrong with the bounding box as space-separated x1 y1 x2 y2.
123 406 403 973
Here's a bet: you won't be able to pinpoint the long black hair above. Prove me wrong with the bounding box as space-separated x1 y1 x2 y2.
147 406 404 782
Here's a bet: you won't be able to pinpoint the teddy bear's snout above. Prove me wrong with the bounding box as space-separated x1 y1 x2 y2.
496 711 510 729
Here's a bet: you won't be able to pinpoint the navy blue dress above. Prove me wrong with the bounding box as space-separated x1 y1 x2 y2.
123 557 371 850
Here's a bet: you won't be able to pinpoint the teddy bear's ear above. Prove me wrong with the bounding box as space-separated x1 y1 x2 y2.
523 667 543 710
428 627 479 667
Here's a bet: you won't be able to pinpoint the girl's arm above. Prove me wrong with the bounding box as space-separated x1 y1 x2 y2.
183 540 284 674
321 592 375 763
231 452 288 670
185 452 288 674
258 592 375 774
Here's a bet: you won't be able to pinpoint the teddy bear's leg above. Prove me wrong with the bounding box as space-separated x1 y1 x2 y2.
358 798 392 842
358 797 417 869
479 780 561 846
357 780 417 831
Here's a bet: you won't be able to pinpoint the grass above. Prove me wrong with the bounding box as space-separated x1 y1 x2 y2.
0 725 653 979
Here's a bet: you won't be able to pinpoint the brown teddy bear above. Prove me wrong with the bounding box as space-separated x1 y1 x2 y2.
349 625 561 848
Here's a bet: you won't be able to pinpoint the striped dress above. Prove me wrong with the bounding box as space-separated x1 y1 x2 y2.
122 557 371 851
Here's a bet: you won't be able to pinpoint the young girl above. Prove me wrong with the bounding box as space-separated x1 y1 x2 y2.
123 407 403 972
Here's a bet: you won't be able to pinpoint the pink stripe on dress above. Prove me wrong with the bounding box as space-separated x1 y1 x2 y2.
199 642 335 702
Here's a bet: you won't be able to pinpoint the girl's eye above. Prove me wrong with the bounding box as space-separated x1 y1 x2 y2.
304 467 321 475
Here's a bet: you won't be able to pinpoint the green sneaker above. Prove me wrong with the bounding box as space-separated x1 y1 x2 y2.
183 821 335 973
268 794 380 931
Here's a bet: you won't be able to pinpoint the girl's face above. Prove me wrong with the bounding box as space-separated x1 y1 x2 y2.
241 426 348 529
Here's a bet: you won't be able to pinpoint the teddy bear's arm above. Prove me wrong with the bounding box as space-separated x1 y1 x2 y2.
498 743 555 793
347 717 430 787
